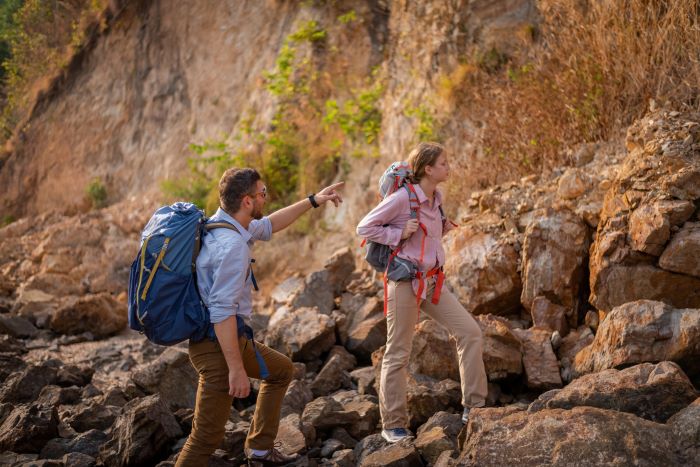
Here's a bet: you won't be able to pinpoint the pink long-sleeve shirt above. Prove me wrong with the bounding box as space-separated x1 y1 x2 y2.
356 184 455 299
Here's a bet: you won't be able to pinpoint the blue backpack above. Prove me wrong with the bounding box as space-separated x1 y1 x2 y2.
127 202 239 346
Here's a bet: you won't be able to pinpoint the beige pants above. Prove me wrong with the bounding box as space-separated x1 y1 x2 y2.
380 279 488 429
175 337 294 466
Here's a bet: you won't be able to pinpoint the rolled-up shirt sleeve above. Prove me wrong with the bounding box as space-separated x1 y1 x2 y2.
248 216 273 242
356 191 406 248
207 238 249 324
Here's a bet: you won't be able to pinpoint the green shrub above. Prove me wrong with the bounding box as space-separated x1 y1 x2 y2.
85 177 107 209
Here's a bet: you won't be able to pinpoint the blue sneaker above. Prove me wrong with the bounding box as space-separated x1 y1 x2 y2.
381 428 413 443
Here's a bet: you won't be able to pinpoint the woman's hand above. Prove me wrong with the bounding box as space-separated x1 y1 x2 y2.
401 219 419 239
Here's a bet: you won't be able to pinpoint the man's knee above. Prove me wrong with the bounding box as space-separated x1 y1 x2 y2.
271 354 294 385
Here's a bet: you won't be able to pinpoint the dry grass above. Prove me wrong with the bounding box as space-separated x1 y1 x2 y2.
444 0 700 190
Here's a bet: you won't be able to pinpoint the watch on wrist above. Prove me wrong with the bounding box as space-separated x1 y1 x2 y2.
308 194 319 208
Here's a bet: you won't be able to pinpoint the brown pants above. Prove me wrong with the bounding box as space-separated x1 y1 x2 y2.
380 279 488 429
175 336 294 466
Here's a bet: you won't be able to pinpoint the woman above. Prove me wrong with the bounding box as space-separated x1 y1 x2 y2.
357 142 488 443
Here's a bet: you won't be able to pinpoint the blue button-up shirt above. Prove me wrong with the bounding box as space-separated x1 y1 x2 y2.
196 208 273 323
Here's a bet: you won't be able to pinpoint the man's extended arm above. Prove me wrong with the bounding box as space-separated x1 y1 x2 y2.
269 182 344 233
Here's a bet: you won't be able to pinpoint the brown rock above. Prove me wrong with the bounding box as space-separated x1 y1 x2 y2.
410 320 459 381
557 169 590 200
668 397 700 465
350 367 376 396
530 296 568 336
407 376 461 430
324 247 356 295
333 391 380 439
0 403 59 453
458 406 679 466
0 314 38 338
310 346 357 397
50 293 127 337
628 204 671 255
556 326 594 383
264 307 336 362
520 209 590 327
655 199 696 226
513 328 562 389
444 232 522 316
131 347 198 410
360 440 423 467
474 315 522 380
275 413 311 456
301 396 360 431
99 395 182 467
573 300 700 380
415 412 462 465
659 222 700 277
281 379 314 417
529 361 697 422
290 270 336 315
339 295 386 362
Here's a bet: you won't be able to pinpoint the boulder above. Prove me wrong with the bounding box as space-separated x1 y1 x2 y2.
406 376 461 430
99 395 182 467
0 403 59 453
0 314 38 338
474 315 522 380
557 168 590 200
668 397 700 465
50 293 127 337
323 247 356 295
265 307 336 362
353 434 389 465
513 328 562 389
628 203 671 255
301 396 360 431
281 379 314 418
410 320 459 381
339 296 385 362
274 413 311 456
659 222 700 277
556 326 594 383
415 412 462 465
37 385 82 407
290 270 336 315
520 209 590 327
350 367 376 396
360 440 423 467
530 296 569 336
573 300 700 381
40 429 107 459
65 402 118 432
443 231 522 316
310 346 357 397
221 420 250 457
331 391 380 439
131 347 198 410
0 363 58 403
529 361 697 422
458 406 679 466
329 448 356 466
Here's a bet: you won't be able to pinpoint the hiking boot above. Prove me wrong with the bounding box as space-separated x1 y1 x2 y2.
246 446 300 466
381 428 413 443
462 407 471 424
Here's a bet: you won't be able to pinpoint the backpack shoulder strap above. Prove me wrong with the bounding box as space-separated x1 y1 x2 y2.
205 222 240 234
403 184 420 220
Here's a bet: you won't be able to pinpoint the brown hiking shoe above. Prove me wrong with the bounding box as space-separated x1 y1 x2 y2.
246 446 300 466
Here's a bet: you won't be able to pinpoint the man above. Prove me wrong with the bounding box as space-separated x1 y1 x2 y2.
176 168 344 466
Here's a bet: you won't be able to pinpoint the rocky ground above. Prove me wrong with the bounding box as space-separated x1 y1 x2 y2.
0 109 699 466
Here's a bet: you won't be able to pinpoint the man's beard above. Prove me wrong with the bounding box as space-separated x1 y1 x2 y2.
252 204 264 220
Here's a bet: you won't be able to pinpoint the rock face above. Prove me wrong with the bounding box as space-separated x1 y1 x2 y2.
520 209 590 327
589 111 700 312
443 231 522 316
99 395 182 467
458 406 685 466
573 300 700 380
529 361 698 422
265 307 336 361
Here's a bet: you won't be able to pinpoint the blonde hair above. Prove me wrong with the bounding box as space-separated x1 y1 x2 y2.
407 142 445 183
